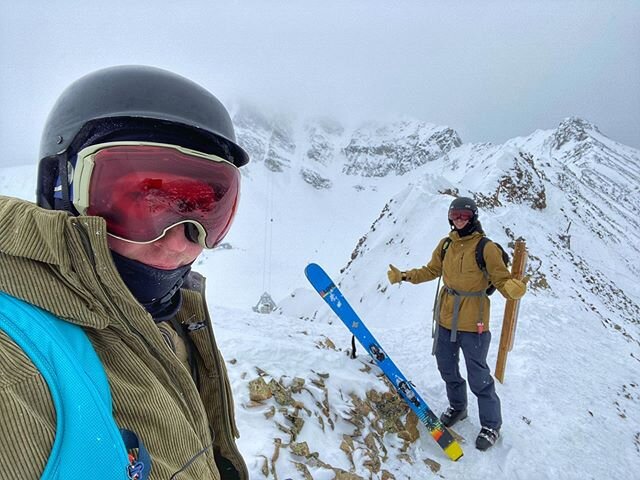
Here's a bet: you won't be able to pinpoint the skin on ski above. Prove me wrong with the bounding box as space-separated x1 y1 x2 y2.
495 239 528 383
305 263 463 462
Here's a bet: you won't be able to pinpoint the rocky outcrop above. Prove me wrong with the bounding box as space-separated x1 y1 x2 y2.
342 121 462 177
551 116 601 150
300 168 332 189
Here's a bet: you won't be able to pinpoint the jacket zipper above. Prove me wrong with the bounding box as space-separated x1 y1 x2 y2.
198 280 248 479
199 278 236 437
70 220 201 419
72 220 224 477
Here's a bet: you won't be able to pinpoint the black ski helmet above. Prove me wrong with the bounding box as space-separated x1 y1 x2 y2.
37 65 249 210
448 196 478 226
448 197 478 216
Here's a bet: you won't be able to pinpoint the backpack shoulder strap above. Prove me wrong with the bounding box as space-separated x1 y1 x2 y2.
440 237 453 261
475 237 491 274
0 291 147 480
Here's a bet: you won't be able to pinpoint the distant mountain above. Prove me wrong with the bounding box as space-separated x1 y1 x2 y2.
334 115 640 345
342 121 461 177
232 106 462 183
231 107 640 344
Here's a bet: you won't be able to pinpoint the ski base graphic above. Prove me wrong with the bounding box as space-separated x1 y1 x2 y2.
305 263 463 462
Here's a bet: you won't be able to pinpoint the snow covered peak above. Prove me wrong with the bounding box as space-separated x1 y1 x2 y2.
343 120 462 177
232 106 296 172
232 108 462 180
551 116 601 150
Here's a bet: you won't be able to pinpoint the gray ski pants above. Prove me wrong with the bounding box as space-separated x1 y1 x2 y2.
435 326 502 430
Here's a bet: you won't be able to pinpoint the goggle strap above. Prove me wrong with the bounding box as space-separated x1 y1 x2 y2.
58 153 74 213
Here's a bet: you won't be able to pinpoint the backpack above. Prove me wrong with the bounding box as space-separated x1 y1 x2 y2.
0 291 150 480
441 236 510 295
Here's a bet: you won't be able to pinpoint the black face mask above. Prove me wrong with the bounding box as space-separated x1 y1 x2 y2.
110 251 191 322
451 219 478 237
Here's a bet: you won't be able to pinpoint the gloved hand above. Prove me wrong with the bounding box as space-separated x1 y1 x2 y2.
387 264 403 284
503 278 527 300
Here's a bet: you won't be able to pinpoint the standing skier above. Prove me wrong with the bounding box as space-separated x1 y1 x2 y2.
0 66 249 479
386 197 527 451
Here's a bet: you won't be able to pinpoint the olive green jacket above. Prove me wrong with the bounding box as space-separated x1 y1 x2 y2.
404 231 520 333
0 196 248 480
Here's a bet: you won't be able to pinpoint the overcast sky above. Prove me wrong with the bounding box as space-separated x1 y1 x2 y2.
1 0 638 167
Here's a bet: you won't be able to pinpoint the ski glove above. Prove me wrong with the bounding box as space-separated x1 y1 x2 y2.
387 264 404 284
503 278 527 300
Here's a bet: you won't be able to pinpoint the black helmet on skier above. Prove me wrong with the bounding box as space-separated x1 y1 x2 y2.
448 196 482 235
448 197 478 221
36 65 249 249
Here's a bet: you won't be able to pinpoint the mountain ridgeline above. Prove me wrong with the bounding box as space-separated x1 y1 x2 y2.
232 106 640 346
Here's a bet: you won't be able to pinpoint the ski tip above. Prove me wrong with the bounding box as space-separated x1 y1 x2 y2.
304 263 322 278
444 441 464 461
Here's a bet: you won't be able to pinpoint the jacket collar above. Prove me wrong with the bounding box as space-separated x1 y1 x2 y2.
448 230 484 243
0 196 146 329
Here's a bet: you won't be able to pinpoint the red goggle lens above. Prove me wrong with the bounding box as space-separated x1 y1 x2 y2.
448 209 474 222
84 145 240 248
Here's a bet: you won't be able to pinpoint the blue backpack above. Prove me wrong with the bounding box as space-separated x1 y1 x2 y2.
0 291 150 480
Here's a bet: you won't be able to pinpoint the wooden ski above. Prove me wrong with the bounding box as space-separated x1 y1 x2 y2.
495 239 528 383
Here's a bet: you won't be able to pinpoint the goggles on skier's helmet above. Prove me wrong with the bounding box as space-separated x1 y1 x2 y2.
72 141 240 249
448 209 474 222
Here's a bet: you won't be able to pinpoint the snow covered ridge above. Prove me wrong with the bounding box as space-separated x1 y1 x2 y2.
335 115 640 344
232 106 462 180
2 113 640 478
341 122 462 177
225 111 639 477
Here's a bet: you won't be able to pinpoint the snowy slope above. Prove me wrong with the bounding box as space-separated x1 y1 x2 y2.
325 119 640 478
1 114 639 479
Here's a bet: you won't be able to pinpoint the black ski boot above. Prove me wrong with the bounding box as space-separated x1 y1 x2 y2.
475 427 500 451
440 406 468 428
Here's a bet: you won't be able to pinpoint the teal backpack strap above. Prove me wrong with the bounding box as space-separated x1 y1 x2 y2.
0 291 150 480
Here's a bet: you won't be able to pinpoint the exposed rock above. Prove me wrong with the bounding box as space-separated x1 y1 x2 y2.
343 121 462 177
423 458 441 473
285 411 305 439
258 455 269 477
475 151 547 211
398 411 420 442
248 377 272 402
300 167 332 189
363 433 381 473
271 438 282 473
290 377 305 394
304 119 344 166
316 336 337 350
333 470 365 480
290 441 312 458
292 461 314 480
269 379 294 406
552 116 600 150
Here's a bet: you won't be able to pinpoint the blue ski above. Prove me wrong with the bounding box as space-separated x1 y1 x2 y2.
304 263 463 461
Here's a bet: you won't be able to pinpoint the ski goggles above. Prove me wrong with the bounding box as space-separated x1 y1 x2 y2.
72 141 240 249
448 209 474 222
